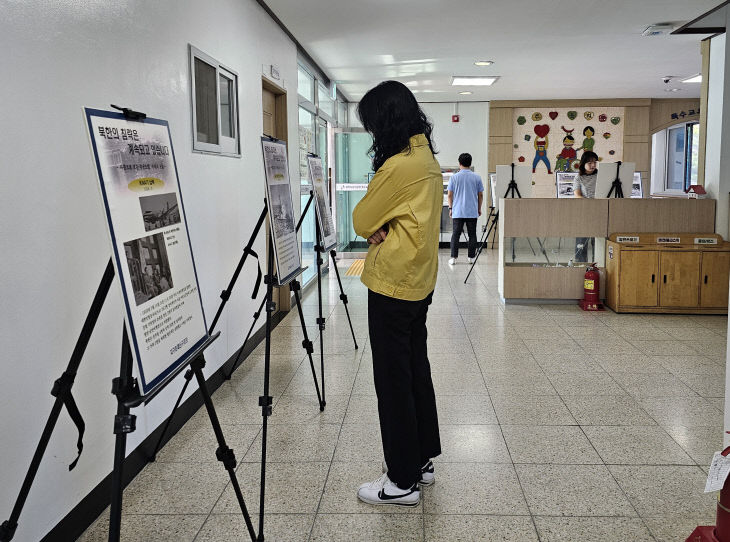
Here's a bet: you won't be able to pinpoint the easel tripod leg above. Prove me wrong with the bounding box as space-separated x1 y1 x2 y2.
290 279 324 410
329 250 358 350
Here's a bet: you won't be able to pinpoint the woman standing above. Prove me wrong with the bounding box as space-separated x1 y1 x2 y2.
352 80 442 507
573 151 599 261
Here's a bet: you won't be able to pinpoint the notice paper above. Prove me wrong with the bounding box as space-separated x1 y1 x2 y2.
705 452 730 493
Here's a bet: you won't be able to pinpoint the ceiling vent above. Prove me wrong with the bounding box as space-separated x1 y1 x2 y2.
642 23 675 36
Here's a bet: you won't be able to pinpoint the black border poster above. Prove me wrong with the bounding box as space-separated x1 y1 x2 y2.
85 108 208 396
306 155 337 251
261 137 302 285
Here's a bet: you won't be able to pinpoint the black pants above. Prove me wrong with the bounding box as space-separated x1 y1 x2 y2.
451 217 477 258
368 289 441 489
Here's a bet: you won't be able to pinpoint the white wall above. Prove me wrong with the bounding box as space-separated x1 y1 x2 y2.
0 1 299 540
706 33 727 239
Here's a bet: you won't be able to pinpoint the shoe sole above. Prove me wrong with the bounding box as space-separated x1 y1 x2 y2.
419 478 434 487
357 494 420 507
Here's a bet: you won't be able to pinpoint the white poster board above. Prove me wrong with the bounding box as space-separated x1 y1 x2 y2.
84 108 208 396
495 164 533 201
261 137 302 285
631 172 643 198
556 172 578 198
307 155 337 251
595 161 636 199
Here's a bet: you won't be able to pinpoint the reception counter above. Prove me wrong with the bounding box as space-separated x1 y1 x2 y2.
497 198 716 302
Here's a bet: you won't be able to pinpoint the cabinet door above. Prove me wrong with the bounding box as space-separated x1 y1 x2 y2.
619 251 658 307
660 251 701 308
701 252 730 308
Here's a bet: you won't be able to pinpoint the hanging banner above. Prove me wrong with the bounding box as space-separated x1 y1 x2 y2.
84 108 208 397
307 155 337 251
261 137 302 285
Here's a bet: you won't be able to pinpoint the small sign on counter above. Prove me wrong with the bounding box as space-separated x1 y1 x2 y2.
656 236 681 244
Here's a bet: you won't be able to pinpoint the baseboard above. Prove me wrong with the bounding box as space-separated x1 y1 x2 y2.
40 310 285 542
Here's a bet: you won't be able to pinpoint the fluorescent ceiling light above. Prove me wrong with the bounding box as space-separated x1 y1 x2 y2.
681 74 702 83
474 60 494 66
451 76 499 86
405 81 418 86
664 88 681 92
459 91 473 95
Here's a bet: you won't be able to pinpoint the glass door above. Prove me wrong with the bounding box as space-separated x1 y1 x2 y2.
333 129 373 255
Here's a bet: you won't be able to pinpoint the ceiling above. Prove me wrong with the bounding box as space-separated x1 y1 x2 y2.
264 0 722 102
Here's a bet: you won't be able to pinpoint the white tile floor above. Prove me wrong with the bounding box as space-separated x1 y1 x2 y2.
79 249 726 541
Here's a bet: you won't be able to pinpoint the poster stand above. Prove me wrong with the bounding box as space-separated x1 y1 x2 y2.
464 164 547 282
606 160 625 198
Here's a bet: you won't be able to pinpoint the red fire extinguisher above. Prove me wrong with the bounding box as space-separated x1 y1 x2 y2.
686 444 730 541
579 263 603 311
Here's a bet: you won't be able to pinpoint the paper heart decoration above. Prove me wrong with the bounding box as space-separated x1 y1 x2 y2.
534 124 550 138
598 114 607 122
567 111 577 120
549 111 558 120
611 116 621 125
518 156 525 162
603 132 611 139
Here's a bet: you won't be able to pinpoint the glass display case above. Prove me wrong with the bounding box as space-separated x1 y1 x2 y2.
503 237 606 268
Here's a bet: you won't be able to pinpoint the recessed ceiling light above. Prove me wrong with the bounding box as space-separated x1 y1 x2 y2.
681 74 702 83
451 76 499 86
474 60 494 66
459 91 473 95
664 88 681 92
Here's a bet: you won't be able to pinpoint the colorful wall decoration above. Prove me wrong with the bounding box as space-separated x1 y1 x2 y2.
512 107 625 198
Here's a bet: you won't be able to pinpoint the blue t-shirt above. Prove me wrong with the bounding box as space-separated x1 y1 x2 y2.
447 169 484 218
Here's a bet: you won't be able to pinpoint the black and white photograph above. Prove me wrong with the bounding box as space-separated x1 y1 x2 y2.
631 172 644 198
123 233 173 306
315 183 334 238
556 172 578 198
139 192 181 231
269 183 295 235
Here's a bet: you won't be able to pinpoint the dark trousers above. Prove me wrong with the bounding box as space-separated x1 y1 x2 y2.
451 217 477 258
368 289 441 488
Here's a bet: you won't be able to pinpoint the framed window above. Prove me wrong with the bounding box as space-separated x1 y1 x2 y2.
665 121 699 191
189 45 240 156
298 64 315 103
337 101 347 127
317 82 335 119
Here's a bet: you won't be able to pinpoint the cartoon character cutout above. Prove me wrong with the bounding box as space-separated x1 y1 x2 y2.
555 127 577 172
580 126 596 153
532 124 552 174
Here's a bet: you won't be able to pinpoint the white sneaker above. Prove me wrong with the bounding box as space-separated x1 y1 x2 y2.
468 257 476 264
448 257 457 265
382 459 435 486
357 473 420 507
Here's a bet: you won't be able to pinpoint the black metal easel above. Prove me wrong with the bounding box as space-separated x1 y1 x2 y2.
606 160 625 198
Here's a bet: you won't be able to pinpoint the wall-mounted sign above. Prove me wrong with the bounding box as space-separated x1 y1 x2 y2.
336 183 369 191
695 237 718 245
616 236 640 243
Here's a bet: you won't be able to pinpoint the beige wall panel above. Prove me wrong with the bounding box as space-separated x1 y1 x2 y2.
502 199 609 237
489 143 514 171
624 107 650 136
608 199 716 234
623 142 650 172
503 266 605 299
489 108 513 137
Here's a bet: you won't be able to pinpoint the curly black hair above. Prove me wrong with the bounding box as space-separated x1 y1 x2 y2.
357 80 437 172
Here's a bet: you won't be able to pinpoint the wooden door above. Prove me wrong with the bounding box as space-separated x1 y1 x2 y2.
262 88 276 138
619 250 658 307
700 251 730 308
660 251 701 308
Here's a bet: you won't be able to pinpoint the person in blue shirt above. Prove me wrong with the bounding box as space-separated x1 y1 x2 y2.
447 153 483 265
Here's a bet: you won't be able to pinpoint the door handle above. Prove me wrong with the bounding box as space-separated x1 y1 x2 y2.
663 275 667 284
651 274 655 283
704 275 708 284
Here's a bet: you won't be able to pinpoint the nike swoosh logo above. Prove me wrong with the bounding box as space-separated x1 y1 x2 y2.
378 488 416 500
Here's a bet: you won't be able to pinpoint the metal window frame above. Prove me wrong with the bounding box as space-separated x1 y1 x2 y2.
189 44 241 158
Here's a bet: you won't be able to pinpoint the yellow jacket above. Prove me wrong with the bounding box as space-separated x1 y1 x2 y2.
352 134 442 301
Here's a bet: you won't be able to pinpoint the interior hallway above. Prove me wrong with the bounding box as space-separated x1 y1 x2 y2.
79 249 725 541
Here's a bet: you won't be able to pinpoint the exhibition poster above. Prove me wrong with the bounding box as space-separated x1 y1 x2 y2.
307 155 337 251
556 172 578 198
631 172 643 199
85 108 208 396
261 137 302 285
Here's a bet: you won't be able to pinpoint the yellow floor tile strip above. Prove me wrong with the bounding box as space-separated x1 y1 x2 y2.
345 259 365 276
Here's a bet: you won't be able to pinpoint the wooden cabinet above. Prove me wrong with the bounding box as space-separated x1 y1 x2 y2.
606 233 730 314
701 252 730 308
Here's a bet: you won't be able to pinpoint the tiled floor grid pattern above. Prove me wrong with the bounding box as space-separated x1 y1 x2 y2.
80 250 726 541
